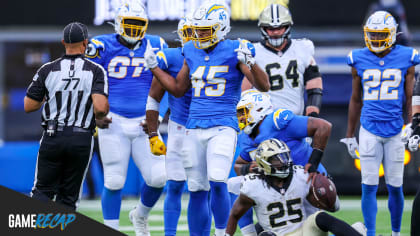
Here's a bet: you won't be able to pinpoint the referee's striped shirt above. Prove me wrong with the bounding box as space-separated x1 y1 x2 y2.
26 54 108 130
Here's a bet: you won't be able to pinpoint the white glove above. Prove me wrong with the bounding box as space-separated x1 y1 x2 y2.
401 123 413 144
144 40 158 69
340 137 359 159
234 38 255 68
408 135 420 152
305 137 313 145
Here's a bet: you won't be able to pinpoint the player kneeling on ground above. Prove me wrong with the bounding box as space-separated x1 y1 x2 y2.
225 138 367 236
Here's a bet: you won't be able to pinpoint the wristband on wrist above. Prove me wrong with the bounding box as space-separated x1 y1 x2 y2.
149 131 158 138
308 148 323 173
240 163 252 176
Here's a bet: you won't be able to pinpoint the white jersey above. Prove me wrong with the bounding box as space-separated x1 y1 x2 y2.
240 166 311 235
254 39 316 115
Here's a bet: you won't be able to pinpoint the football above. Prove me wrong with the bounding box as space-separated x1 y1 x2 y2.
307 173 337 212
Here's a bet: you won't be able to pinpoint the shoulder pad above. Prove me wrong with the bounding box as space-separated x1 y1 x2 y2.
272 108 294 130
146 35 168 50
294 38 314 55
85 38 105 58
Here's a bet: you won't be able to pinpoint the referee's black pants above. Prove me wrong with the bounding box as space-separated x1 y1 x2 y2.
31 127 93 210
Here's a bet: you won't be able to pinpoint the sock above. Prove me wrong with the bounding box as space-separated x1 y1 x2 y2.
230 192 254 229
387 184 404 233
361 184 378 236
103 219 119 230
315 212 363 236
210 181 230 230
101 188 122 228
214 228 225 236
411 187 420 236
164 180 185 236
392 232 400 236
137 184 163 218
188 191 211 236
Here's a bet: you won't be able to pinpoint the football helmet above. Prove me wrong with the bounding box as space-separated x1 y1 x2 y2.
190 1 231 49
237 90 273 134
114 0 148 44
255 138 293 178
177 13 193 46
364 11 398 53
258 4 293 47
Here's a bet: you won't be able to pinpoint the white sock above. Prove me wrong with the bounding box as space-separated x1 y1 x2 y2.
240 224 257 236
215 228 226 236
103 219 119 230
392 231 400 236
136 201 152 218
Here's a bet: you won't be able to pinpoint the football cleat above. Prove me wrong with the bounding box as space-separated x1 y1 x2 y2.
129 207 150 236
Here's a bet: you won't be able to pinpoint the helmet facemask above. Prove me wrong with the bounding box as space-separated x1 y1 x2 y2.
364 28 393 53
363 11 397 53
114 1 148 44
256 139 292 178
237 90 273 134
260 24 291 47
191 24 221 49
177 14 193 46
258 4 293 48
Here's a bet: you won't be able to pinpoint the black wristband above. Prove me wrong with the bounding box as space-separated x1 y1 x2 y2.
149 131 158 139
307 112 319 118
308 148 323 173
412 113 420 135
240 163 252 176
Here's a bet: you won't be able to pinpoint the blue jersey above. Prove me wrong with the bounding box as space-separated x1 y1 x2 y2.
239 109 312 166
156 47 191 126
347 45 420 137
87 33 168 118
182 39 255 131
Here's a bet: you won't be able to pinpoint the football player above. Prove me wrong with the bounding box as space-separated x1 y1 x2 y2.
85 1 168 235
226 138 366 236
228 90 331 234
341 11 419 236
145 15 211 236
242 4 323 118
143 2 270 235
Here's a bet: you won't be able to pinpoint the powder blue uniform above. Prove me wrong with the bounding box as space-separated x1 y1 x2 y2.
88 33 168 118
238 108 326 173
348 45 420 137
157 47 191 126
183 39 255 131
347 45 419 236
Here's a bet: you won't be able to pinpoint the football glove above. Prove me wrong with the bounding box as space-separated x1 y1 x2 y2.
234 38 255 68
149 135 166 155
401 123 413 144
340 137 359 159
144 40 158 69
408 135 420 152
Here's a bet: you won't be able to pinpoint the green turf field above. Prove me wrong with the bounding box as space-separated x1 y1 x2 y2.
78 195 413 236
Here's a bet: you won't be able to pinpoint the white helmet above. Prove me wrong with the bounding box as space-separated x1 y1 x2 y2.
364 11 398 53
177 13 193 46
237 90 273 134
258 4 293 47
255 138 293 178
114 0 148 44
191 1 231 49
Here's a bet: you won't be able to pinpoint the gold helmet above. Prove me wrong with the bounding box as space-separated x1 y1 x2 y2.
255 138 292 178
258 4 293 47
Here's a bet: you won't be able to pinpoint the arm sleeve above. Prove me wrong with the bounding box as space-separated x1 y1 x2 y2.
26 65 48 102
91 65 108 96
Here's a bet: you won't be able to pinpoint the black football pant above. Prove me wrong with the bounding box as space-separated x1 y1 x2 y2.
31 128 93 210
412 185 420 236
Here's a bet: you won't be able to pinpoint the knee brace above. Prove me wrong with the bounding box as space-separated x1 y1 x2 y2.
104 174 126 190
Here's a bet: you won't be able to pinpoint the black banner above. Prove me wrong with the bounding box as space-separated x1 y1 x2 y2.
0 186 125 236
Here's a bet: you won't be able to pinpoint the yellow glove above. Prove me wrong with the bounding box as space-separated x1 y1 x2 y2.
93 127 98 138
149 136 166 155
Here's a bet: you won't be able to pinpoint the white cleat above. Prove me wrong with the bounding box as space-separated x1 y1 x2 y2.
129 207 150 236
351 222 367 236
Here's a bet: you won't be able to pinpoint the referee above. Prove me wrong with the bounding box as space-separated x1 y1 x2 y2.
24 22 109 210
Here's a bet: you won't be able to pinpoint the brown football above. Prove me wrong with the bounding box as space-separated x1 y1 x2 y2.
307 173 337 212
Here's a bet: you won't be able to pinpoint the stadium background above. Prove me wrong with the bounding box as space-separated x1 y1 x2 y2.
0 0 420 199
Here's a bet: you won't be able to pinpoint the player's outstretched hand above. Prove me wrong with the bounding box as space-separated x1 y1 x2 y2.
144 40 158 69
340 137 359 159
149 135 166 155
234 38 255 68
401 123 413 144
96 116 112 129
304 163 317 183
408 135 420 152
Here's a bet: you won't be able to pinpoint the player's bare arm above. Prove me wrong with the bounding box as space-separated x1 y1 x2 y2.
404 66 415 119
239 63 270 92
305 77 323 115
150 60 190 98
234 156 257 176
345 67 363 138
241 77 253 91
225 193 255 235
146 78 166 136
